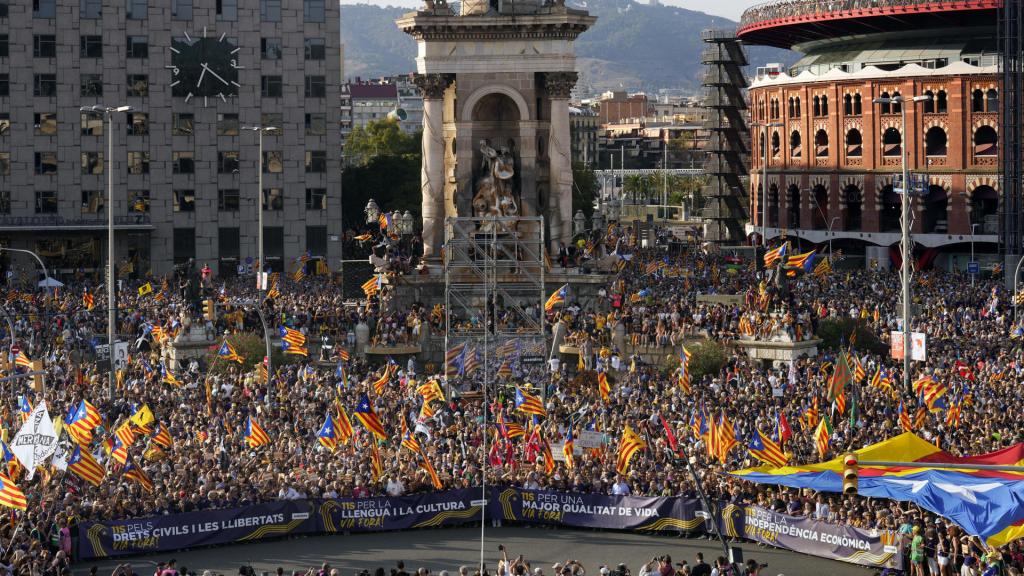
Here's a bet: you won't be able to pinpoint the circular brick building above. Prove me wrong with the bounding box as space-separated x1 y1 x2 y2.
739 0 1000 269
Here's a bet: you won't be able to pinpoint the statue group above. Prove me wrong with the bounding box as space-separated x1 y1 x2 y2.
471 140 519 232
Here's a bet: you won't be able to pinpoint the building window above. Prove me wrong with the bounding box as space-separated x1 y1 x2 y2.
81 0 101 18
33 35 56 58
0 152 9 176
263 188 283 210
0 191 10 214
853 94 861 115
305 150 326 173
218 188 240 211
878 91 892 114
306 188 326 210
172 151 195 174
812 96 820 117
35 112 57 135
0 1 6 16
261 38 281 60
81 189 104 213
34 74 57 97
305 76 326 98
80 35 103 58
986 89 999 112
35 152 57 175
882 127 901 157
261 76 283 98
890 92 902 114
260 0 280 21
263 226 283 260
844 185 862 231
845 129 862 157
127 151 150 174
305 38 325 60
820 95 828 116
81 113 103 136
35 190 57 213
126 0 145 18
789 130 801 158
218 151 239 173
304 0 324 22
0 34 7 58
937 90 948 113
923 90 935 113
307 226 327 256
81 74 104 97
217 113 239 136
219 227 240 259
173 189 195 211
305 113 326 136
263 151 283 173
260 114 283 134
127 36 148 58
129 190 149 213
33 0 55 18
127 74 149 97
0 74 8 97
172 0 191 19
173 228 196 265
172 113 194 136
843 94 852 116
814 130 828 158
972 89 984 112
81 152 103 175
771 131 780 158
974 126 998 156
127 112 149 135
216 0 236 20
925 126 947 156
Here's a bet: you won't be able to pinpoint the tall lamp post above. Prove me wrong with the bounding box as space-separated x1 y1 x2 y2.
241 125 277 296
970 223 979 286
872 93 930 393
80 104 132 400
0 248 52 286
750 121 783 245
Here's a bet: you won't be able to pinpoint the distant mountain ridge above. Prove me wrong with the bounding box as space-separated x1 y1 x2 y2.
339 0 793 94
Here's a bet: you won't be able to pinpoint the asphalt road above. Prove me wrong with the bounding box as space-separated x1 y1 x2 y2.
84 527 876 576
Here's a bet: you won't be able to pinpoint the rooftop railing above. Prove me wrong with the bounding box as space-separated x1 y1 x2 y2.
739 0 997 32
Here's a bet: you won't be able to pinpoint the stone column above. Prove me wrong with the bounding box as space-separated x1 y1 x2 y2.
543 72 578 251
413 73 453 262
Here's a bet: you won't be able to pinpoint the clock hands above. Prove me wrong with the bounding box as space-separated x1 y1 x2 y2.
196 66 207 87
201 63 231 86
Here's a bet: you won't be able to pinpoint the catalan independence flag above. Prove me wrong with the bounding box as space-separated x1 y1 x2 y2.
244 416 271 448
597 369 610 402
151 422 173 449
371 369 390 395
615 424 646 475
747 429 788 468
83 289 96 310
544 284 568 312
14 351 32 369
362 275 382 298
68 445 105 487
785 250 816 271
514 387 546 417
0 472 27 510
763 242 788 268
217 340 245 364
123 458 153 492
354 394 387 440
562 430 575 469
317 413 337 452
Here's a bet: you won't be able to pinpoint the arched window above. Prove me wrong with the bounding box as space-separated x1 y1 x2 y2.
879 91 891 114
891 92 902 114
812 185 828 230
788 97 795 118
925 126 947 156
923 186 948 233
790 130 802 158
880 185 901 232
759 131 766 158
845 129 863 157
768 184 779 227
972 89 984 112
844 94 853 116
813 95 821 117
771 131 780 157
970 185 999 228
987 88 999 112
821 95 829 116
923 90 935 113
937 90 948 113
815 129 829 157
974 125 998 156
844 185 862 231
853 94 862 115
787 184 801 228
882 127 902 157
795 97 801 117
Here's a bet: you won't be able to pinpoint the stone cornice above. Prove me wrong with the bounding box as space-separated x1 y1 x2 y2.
397 12 596 41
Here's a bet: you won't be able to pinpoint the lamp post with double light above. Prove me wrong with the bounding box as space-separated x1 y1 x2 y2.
241 125 278 296
750 121 783 246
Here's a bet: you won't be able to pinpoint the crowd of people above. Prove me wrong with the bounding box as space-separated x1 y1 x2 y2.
0 222 1021 576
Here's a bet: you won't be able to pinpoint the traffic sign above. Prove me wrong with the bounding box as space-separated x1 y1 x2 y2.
968 261 980 275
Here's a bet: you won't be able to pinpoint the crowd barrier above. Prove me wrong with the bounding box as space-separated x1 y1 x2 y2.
77 488 903 570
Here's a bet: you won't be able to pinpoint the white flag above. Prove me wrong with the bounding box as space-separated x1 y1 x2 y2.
10 400 58 480
50 440 70 472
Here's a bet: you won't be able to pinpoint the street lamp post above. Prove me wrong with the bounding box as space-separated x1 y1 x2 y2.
970 223 979 286
242 126 277 296
872 93 931 393
751 122 782 246
827 217 839 261
0 248 52 287
80 104 132 400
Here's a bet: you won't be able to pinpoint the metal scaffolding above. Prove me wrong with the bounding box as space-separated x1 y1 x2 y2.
443 216 547 391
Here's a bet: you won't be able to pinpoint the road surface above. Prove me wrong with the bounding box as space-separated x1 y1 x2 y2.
84 526 875 576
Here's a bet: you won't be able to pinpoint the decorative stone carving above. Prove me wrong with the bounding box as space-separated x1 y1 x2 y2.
542 72 578 99
472 140 519 231
413 73 454 99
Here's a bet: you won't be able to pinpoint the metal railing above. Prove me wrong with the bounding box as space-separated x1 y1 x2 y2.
739 0 995 30
0 214 152 228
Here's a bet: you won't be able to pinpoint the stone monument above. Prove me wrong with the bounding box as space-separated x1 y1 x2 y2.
397 0 595 262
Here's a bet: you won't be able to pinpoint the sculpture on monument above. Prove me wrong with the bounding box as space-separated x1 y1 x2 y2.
472 140 519 231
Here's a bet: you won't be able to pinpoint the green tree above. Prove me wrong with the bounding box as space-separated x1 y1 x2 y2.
687 339 727 382
572 162 599 219
205 332 303 377
344 118 420 167
342 118 423 227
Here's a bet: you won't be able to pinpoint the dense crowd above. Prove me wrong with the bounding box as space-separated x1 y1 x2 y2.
0 223 1021 576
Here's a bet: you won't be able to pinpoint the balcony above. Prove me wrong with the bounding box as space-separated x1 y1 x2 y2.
0 214 153 232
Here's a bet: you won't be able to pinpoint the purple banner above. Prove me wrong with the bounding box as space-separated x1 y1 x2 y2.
741 505 904 568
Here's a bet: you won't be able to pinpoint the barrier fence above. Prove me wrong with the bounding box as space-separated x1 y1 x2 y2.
78 488 903 570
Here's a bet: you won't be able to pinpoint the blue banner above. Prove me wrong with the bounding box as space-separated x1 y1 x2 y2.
318 488 483 534
491 487 705 532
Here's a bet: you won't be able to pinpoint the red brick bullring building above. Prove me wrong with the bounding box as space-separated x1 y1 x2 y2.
738 0 1000 270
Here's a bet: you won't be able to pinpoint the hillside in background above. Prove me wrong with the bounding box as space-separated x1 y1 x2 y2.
340 0 793 94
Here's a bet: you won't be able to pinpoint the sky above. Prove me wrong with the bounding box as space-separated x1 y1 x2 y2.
341 0 750 22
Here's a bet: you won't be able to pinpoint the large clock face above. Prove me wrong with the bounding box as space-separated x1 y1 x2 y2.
168 30 241 106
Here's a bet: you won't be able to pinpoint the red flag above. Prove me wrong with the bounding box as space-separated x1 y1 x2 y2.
778 411 793 445
659 414 679 455
488 441 504 467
